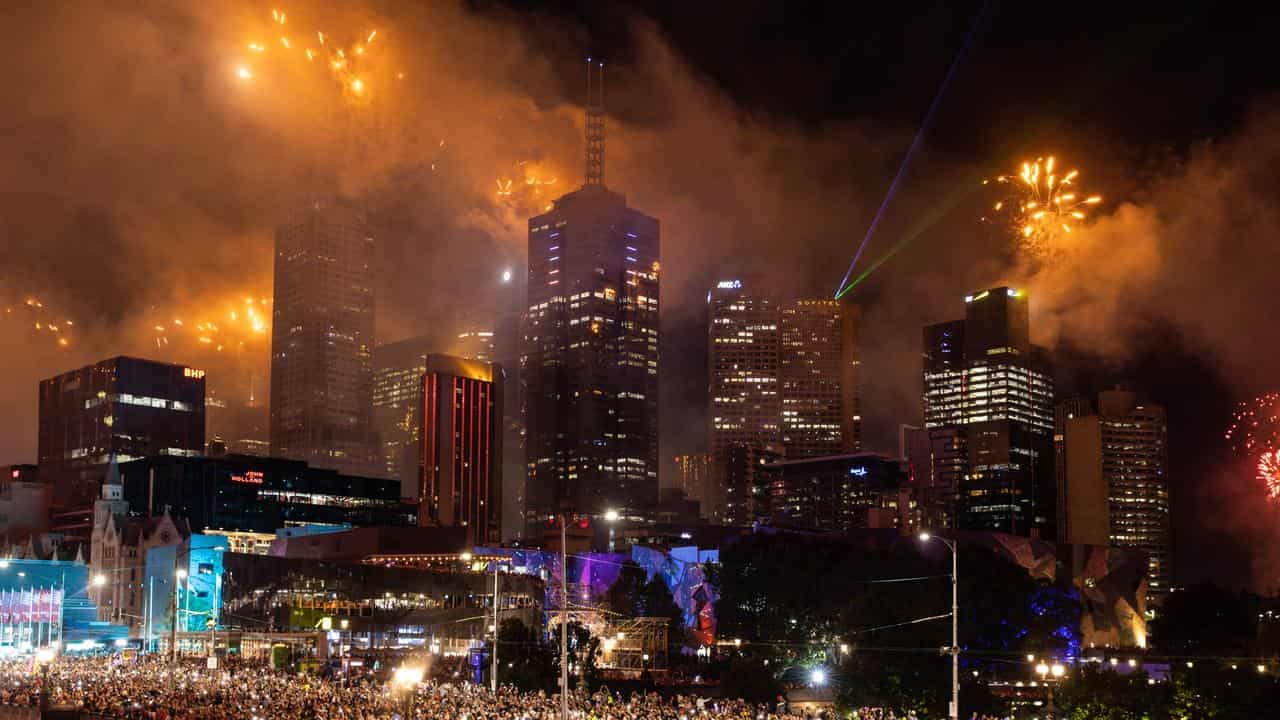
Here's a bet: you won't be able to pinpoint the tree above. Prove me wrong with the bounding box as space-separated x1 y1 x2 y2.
1149 582 1260 655
604 560 648 618
715 532 1083 717
641 575 685 639
494 617 556 692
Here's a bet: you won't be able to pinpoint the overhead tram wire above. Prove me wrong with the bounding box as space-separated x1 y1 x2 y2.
833 1 989 300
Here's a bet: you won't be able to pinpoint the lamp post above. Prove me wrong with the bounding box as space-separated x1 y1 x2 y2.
171 568 187 662
1035 660 1065 719
557 514 568 720
491 560 501 693
919 532 958 720
35 647 55 713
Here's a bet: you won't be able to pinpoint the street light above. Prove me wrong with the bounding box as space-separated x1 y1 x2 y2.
92 574 106 587
393 666 424 716
460 551 474 564
1035 661 1063 718
171 568 187 662
604 509 619 522
809 668 827 687
919 532 959 720
34 647 55 713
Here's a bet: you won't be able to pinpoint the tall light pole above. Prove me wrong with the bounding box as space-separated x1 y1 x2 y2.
171 568 187 662
919 532 958 720
558 514 568 720
491 559 501 693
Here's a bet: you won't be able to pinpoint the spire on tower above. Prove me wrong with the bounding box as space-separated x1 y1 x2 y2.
584 57 605 186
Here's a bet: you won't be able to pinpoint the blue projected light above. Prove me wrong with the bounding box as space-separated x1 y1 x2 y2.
849 467 868 477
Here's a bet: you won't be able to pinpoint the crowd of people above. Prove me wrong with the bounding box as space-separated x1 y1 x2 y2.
0 655 832 720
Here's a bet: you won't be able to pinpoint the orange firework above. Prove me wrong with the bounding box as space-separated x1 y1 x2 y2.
236 6 393 102
983 155 1101 259
1261 450 1280 501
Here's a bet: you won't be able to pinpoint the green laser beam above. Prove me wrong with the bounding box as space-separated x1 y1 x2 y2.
835 173 985 300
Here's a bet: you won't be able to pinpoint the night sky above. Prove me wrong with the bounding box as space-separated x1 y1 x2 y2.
3 2 1279 589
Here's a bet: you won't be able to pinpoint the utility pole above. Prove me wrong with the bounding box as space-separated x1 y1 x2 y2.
491 561 500 693
919 533 959 720
560 514 568 720
171 567 186 662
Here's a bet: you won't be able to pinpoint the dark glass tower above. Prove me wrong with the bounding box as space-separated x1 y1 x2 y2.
522 185 660 532
920 287 1055 537
269 198 378 477
39 356 206 507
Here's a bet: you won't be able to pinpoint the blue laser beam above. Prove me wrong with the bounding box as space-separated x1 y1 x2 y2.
834 2 988 299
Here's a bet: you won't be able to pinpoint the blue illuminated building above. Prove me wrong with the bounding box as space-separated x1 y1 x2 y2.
143 534 227 650
0 559 128 652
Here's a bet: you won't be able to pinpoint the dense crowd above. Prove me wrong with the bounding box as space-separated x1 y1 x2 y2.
0 655 824 720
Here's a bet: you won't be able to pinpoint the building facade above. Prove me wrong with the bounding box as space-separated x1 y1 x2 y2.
672 453 714 517
1063 390 1171 602
420 354 503 544
920 287 1055 537
522 185 660 533
761 453 908 531
0 465 50 542
372 335 434 495
270 198 379 477
707 280 860 525
38 356 206 508
117 454 412 536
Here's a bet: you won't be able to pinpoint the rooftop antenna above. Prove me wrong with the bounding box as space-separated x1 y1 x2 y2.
585 57 605 186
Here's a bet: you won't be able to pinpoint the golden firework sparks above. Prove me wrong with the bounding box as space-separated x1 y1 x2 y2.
983 155 1101 258
1261 450 1280 502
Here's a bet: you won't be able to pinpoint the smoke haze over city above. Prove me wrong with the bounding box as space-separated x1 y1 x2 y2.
2 1 1280 587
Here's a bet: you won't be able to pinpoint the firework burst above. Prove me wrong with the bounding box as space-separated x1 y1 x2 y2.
1227 392 1280 502
1261 450 1280 501
148 295 271 354
235 6 399 104
983 156 1101 258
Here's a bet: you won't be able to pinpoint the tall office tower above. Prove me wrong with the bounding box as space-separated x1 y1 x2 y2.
780 300 860 456
454 328 496 362
707 280 860 525
372 335 434 496
1054 396 1094 543
205 382 269 457
1064 389 1171 602
270 198 378 477
922 320 966 427
38 357 206 507
672 453 714 516
902 425 967 530
522 63 659 533
421 354 504 544
708 280 781 523
523 185 659 532
921 287 1055 536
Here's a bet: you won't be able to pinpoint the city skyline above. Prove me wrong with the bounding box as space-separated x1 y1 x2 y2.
0 1 1278 591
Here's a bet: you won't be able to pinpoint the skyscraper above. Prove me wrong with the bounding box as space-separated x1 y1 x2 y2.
1063 389 1171 602
420 354 503 544
522 184 660 532
708 280 780 523
672 453 713 516
269 198 378 477
372 335 433 495
707 280 860 524
38 356 206 507
920 287 1055 536
780 300 860 456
